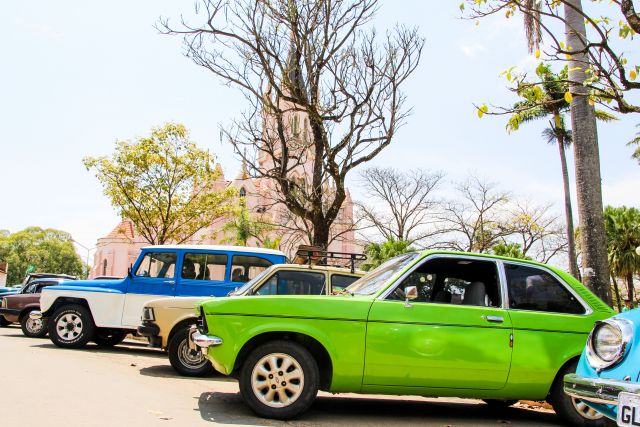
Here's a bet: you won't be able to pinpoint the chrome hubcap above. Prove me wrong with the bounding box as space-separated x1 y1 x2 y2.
56 313 83 341
251 353 304 408
26 317 43 333
572 398 604 420
178 338 207 368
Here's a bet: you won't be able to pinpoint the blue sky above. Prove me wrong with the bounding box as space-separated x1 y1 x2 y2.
1 1 638 261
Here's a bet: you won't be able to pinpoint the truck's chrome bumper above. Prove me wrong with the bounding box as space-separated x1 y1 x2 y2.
188 325 222 349
564 373 640 405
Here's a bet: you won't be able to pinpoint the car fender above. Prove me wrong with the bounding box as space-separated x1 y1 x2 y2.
42 287 126 328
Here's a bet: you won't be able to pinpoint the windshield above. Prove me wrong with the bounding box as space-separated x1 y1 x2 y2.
229 264 279 296
346 252 420 295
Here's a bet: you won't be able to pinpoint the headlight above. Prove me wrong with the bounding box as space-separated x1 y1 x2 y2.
1 298 6 308
141 307 155 321
586 318 634 370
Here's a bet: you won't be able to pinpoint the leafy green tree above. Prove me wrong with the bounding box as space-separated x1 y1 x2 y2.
490 242 532 260
0 227 84 284
603 206 640 307
361 238 414 272
84 123 237 245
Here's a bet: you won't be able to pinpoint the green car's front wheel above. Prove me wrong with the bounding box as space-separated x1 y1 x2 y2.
239 340 319 420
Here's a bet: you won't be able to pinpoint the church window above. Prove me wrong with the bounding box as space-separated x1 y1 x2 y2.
239 187 247 198
102 259 107 276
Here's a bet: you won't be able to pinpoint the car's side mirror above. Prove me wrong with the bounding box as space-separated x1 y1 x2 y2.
404 286 418 308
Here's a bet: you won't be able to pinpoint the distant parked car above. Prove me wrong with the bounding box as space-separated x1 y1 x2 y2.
564 308 640 425
0 278 72 337
192 251 614 424
32 245 287 349
138 262 363 377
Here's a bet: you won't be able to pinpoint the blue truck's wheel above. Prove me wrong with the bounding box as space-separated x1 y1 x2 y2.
48 304 95 349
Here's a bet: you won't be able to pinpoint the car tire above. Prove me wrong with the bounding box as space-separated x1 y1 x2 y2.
483 399 518 408
549 361 610 427
168 326 215 377
48 304 95 349
239 340 319 420
0 315 11 327
93 328 127 347
20 309 48 338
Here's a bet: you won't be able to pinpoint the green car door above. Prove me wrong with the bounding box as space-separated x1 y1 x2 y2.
363 255 513 390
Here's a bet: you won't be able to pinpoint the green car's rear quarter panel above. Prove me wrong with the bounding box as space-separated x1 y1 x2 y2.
202 295 372 391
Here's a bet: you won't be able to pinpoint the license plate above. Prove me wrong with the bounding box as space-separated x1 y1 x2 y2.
618 392 640 426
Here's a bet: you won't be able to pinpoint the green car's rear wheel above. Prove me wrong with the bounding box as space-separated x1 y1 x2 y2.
549 361 608 427
239 340 319 420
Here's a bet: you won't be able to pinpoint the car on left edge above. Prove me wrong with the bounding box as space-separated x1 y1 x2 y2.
0 277 74 337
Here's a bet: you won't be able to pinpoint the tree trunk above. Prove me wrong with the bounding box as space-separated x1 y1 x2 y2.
611 274 623 312
564 0 612 305
627 272 635 303
556 129 580 280
312 219 331 249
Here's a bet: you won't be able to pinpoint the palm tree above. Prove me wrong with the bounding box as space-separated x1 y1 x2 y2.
519 0 613 305
603 206 640 308
507 64 616 280
628 124 640 164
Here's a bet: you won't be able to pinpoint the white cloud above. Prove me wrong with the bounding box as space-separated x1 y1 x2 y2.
602 171 640 207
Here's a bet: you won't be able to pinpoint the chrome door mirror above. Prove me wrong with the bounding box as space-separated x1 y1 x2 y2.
404 286 418 308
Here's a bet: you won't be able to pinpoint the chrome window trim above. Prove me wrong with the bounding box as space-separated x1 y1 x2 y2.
501 260 592 316
377 253 504 309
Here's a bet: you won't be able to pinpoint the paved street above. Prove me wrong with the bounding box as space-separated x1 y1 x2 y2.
0 325 562 426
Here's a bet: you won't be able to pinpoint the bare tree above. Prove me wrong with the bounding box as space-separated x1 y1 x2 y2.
158 0 424 248
438 176 511 253
502 200 569 264
356 167 444 245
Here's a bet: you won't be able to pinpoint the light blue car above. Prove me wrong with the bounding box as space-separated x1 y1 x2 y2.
564 308 640 425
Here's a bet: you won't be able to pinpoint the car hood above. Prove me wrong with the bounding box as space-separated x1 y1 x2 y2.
199 294 374 321
43 278 127 294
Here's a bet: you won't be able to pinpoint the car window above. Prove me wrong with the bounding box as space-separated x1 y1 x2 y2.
135 252 177 279
331 274 360 291
505 263 585 314
23 283 38 294
386 257 501 307
231 255 273 283
182 253 227 281
254 271 326 295
347 253 420 295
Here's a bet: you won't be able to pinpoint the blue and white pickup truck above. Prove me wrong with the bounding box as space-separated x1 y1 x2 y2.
32 245 286 349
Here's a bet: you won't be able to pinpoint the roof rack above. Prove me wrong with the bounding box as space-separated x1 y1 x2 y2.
294 245 366 274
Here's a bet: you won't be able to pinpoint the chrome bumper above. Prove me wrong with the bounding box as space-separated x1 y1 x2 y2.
564 373 640 405
29 311 43 320
188 325 222 349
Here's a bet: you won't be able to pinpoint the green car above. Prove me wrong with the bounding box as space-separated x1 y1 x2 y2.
192 251 613 424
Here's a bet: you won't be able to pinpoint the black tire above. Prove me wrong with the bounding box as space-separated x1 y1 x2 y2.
483 399 518 408
93 328 127 347
0 315 11 327
168 326 215 377
549 361 610 427
48 304 95 349
239 340 319 420
20 309 48 338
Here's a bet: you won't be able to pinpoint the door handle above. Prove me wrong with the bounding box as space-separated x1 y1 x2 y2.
164 280 175 285
482 315 504 323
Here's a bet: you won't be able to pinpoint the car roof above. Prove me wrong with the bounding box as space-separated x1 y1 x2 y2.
270 264 363 275
142 244 286 257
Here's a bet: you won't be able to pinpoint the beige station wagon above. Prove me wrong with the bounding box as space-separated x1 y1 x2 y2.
138 263 363 376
